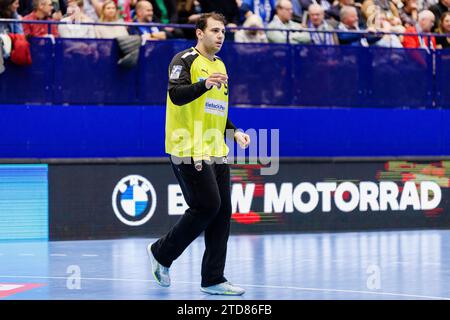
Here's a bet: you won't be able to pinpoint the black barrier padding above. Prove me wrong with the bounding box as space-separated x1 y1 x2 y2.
49 161 450 240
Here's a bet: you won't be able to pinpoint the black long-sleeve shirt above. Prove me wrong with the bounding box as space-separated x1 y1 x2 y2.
168 48 237 132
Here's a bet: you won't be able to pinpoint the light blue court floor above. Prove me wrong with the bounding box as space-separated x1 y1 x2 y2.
1 230 450 300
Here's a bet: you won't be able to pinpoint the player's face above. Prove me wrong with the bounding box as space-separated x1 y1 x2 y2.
199 18 225 54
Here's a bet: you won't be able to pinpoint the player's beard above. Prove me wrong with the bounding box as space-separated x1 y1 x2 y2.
208 38 223 54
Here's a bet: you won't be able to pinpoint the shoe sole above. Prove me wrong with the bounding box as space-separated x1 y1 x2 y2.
200 287 245 296
147 243 170 288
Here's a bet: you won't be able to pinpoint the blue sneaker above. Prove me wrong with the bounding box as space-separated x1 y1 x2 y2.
200 281 245 296
147 243 170 287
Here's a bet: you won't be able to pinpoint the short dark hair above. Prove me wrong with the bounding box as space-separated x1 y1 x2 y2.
195 12 227 32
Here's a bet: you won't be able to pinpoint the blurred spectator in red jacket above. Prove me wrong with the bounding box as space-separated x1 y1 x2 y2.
22 0 59 37
402 9 436 49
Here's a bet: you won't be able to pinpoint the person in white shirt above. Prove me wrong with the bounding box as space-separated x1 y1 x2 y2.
235 14 269 43
266 0 309 43
58 0 96 38
95 0 129 39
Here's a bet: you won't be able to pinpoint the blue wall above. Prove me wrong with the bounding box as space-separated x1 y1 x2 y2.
0 104 450 158
1 39 450 158
0 38 448 108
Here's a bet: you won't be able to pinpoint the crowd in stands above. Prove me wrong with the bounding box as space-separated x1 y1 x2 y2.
0 0 449 50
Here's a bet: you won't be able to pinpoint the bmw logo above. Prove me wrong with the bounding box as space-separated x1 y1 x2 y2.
112 175 157 226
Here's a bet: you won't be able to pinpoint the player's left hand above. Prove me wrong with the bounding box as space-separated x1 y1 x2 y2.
234 131 250 149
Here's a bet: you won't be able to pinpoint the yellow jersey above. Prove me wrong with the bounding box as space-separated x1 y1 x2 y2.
165 47 232 159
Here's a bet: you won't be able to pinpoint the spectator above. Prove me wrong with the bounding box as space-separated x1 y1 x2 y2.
429 0 450 31
149 0 176 24
366 11 403 46
85 0 134 22
179 0 202 24
175 0 201 40
337 5 382 46
0 0 24 34
291 0 303 22
361 0 403 29
49 0 63 20
300 0 332 12
200 1 242 40
242 0 277 24
436 11 450 48
117 0 134 21
95 0 129 38
149 0 181 38
267 0 310 43
18 0 32 16
20 0 65 18
236 0 252 25
197 0 240 27
22 0 59 37
128 0 166 40
1 0 22 72
234 13 268 42
402 9 436 49
58 0 96 38
400 0 419 27
327 0 366 29
299 0 331 24
417 0 438 11
75 0 100 21
304 3 338 45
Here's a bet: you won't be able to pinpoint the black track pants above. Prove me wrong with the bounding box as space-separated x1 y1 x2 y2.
151 157 232 287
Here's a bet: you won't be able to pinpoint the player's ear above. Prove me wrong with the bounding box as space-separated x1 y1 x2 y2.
196 29 203 40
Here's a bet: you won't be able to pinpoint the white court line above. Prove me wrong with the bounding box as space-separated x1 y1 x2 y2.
0 275 448 300
225 258 254 262
50 254 67 257
240 283 450 300
390 261 411 265
81 254 99 257
297 259 316 262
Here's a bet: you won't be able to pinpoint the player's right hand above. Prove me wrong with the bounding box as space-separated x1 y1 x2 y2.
234 131 251 149
205 73 228 90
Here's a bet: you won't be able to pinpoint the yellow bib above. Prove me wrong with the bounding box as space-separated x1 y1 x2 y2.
165 48 229 159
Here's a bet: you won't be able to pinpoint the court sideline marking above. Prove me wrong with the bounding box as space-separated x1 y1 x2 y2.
0 275 449 300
